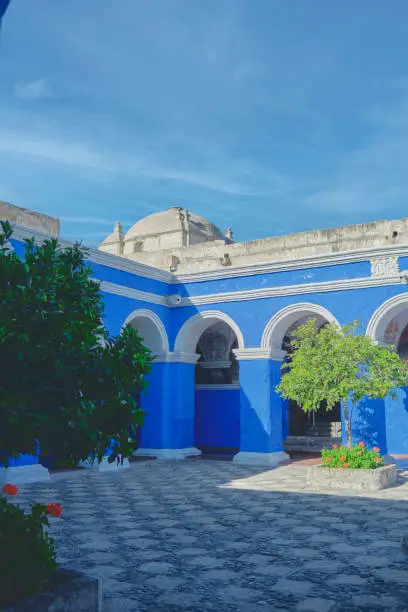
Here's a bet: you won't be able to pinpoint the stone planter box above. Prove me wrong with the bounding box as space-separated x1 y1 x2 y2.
306 464 397 491
0 568 101 612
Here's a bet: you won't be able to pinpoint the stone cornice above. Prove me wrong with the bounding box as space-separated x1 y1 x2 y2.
172 243 408 284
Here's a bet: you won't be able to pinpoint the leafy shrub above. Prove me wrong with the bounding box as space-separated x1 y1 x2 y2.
321 442 384 469
277 319 408 448
0 484 62 606
0 221 153 468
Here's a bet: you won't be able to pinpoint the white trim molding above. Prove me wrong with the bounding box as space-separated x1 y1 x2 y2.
195 384 240 390
123 308 170 354
174 310 245 353
0 463 51 485
233 451 290 467
233 348 286 361
133 447 201 460
261 302 341 350
155 352 200 364
11 224 172 283
176 275 403 307
95 274 405 310
99 280 167 306
366 292 408 342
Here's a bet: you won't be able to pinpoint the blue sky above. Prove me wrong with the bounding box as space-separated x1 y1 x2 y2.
1 1 408 246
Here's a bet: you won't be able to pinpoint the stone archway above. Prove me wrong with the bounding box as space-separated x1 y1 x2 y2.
123 308 169 357
262 303 342 451
174 311 244 456
366 294 408 454
366 293 408 349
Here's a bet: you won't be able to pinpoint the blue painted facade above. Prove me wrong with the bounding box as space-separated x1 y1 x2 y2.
4 229 408 475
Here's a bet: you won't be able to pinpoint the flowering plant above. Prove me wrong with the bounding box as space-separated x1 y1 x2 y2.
0 484 62 606
321 442 385 469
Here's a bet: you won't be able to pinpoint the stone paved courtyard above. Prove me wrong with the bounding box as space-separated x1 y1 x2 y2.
15 459 408 611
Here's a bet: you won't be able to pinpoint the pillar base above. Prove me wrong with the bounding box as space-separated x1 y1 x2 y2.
133 447 201 460
78 456 130 471
0 463 51 485
233 451 290 467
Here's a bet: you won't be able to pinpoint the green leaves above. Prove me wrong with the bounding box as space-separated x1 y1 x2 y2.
0 224 153 468
276 318 408 446
321 443 384 469
0 495 57 605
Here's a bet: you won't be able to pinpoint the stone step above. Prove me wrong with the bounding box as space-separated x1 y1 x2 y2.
284 436 341 452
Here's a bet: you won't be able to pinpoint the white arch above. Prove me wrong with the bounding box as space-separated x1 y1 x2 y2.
366 293 408 343
174 310 245 354
123 308 169 355
261 302 341 350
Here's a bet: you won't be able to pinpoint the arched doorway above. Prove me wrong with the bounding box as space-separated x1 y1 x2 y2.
174 311 244 457
262 303 341 452
123 308 169 357
366 294 408 454
282 317 341 443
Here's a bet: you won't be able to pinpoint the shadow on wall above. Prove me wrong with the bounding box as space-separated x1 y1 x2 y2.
342 390 408 455
348 397 387 453
386 387 408 455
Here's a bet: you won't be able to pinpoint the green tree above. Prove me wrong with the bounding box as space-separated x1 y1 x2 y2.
0 221 153 467
276 318 408 448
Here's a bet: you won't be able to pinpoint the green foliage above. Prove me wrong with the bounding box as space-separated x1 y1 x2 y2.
276 318 408 446
321 442 384 469
0 221 153 467
0 492 57 605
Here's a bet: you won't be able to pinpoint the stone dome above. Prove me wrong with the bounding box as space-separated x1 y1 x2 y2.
121 207 224 255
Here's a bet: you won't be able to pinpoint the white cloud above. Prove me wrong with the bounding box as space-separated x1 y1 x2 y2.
13 78 51 100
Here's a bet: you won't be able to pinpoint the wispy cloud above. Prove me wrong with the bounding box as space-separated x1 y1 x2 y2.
0 124 291 198
13 78 51 100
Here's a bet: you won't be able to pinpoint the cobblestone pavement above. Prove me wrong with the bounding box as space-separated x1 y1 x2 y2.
15 460 408 612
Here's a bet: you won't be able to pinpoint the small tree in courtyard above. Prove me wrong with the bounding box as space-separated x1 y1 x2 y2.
0 221 153 468
276 318 408 448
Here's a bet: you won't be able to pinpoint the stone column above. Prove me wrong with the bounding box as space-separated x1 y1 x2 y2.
134 352 202 460
232 349 290 466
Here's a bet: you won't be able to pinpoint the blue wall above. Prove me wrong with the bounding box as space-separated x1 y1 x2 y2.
7 232 408 461
175 260 371 298
195 388 240 449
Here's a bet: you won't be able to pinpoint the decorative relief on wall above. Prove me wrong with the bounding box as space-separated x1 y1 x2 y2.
370 257 400 278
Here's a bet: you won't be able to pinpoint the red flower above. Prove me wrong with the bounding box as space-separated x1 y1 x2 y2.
375 457 381 463
332 444 338 449
357 451 362 456
340 456 346 461
46 503 63 518
325 457 332 461
343 462 349 468
2 484 18 496
358 441 365 448
373 447 380 453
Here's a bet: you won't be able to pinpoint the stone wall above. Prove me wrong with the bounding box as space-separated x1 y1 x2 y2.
124 216 408 273
0 201 60 237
